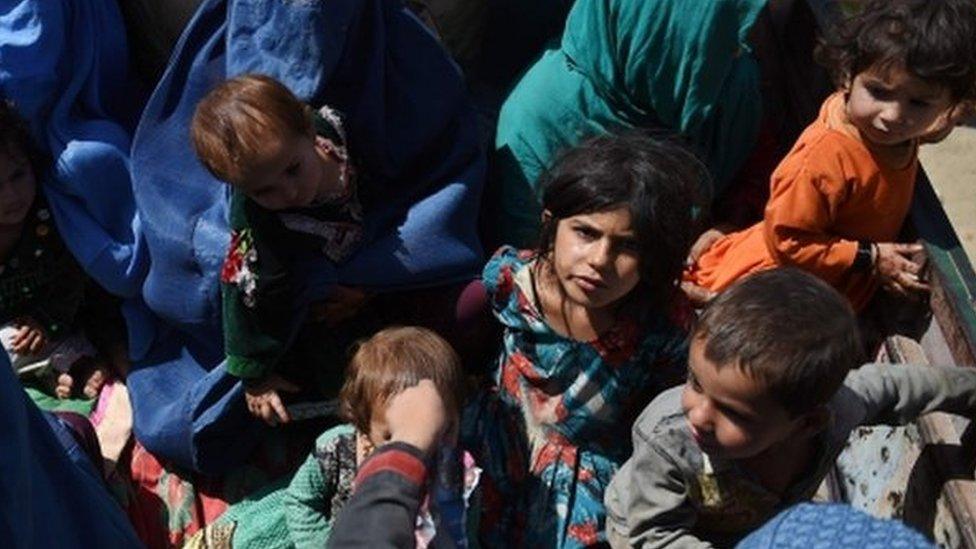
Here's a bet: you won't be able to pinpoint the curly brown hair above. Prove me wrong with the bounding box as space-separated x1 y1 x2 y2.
816 0 976 101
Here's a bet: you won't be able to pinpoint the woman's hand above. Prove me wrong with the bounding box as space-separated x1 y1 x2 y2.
385 379 448 455
875 242 929 296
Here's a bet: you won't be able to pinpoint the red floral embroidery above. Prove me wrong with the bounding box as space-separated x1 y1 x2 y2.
567 520 600 545
221 229 258 307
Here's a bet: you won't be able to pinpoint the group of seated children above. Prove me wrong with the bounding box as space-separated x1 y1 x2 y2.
4 0 976 546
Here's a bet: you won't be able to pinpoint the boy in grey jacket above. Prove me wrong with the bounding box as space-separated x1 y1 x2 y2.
605 268 976 547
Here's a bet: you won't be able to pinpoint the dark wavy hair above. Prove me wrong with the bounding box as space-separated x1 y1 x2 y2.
536 131 709 314
816 0 976 101
694 268 864 417
0 99 46 175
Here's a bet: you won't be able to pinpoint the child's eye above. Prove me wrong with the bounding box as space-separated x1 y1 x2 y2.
721 406 752 425
573 226 598 240
865 85 890 100
909 98 932 109
687 371 703 392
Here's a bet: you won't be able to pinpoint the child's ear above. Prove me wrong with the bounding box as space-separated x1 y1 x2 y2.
794 406 831 438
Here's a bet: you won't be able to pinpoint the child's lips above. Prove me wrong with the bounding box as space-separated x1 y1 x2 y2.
573 275 606 292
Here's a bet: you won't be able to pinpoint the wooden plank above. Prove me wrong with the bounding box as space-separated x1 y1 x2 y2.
910 171 976 367
885 336 976 548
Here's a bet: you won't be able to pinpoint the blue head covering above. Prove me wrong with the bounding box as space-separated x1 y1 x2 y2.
737 503 934 549
126 0 484 471
0 0 147 297
0 353 142 547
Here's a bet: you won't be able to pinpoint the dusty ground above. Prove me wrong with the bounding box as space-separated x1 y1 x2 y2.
919 126 976 262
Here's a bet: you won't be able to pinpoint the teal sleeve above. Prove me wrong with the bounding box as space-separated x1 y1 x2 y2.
284 451 335 548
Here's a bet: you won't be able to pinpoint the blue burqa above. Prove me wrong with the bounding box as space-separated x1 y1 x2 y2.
0 352 143 547
130 0 484 473
1 0 484 473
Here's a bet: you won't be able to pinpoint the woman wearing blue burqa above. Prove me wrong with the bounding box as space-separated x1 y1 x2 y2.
0 0 484 475
125 0 485 473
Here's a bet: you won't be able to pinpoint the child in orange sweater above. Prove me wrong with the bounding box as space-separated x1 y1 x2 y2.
684 0 976 311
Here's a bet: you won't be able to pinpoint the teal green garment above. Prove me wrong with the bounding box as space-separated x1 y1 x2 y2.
24 383 96 416
204 425 356 548
493 0 767 246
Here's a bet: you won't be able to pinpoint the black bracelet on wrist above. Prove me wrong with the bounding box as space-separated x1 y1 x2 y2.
852 241 874 273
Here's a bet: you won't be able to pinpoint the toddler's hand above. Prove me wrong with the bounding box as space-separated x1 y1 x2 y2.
686 227 730 266
12 317 47 355
244 374 300 426
875 242 929 296
680 281 716 307
385 379 448 455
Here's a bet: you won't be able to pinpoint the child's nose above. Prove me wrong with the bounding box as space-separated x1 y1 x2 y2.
688 401 714 432
588 240 612 268
879 102 904 126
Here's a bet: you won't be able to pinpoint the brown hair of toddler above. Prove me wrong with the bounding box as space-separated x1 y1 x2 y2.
339 326 463 434
190 73 315 184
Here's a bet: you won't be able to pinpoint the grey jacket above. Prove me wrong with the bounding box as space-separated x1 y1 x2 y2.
605 362 976 548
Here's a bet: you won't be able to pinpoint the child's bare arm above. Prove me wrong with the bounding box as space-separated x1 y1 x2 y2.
843 362 976 426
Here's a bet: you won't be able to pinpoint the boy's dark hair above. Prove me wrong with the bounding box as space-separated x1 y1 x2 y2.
339 326 462 434
816 0 976 101
694 268 864 417
0 99 45 174
537 132 709 314
191 74 314 184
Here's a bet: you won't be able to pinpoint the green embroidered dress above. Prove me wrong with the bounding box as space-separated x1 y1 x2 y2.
221 106 363 381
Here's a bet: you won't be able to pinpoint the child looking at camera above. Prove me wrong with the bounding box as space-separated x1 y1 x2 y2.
465 133 706 547
684 0 976 311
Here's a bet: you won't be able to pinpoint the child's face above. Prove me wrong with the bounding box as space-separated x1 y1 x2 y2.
0 150 36 227
846 64 955 147
681 338 811 460
549 206 641 310
236 131 338 211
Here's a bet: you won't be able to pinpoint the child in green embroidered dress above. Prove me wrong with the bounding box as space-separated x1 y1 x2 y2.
192 74 371 425
605 268 976 547
283 326 478 546
0 100 116 399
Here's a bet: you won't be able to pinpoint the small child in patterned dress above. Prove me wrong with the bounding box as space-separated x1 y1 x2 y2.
0 100 118 399
283 326 479 548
